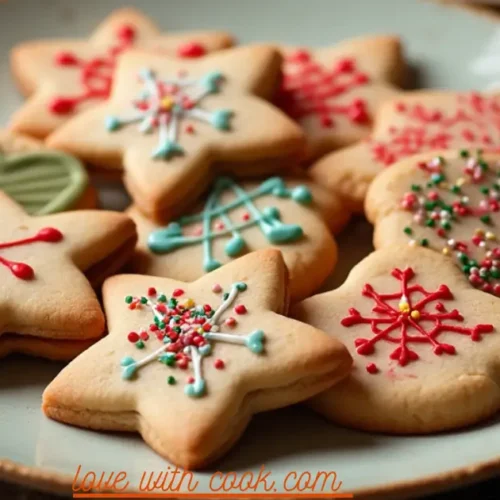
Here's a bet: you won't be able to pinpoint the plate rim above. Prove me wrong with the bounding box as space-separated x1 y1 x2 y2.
3 1 500 499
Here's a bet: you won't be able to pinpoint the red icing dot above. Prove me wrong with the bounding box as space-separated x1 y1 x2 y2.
10 263 34 280
177 42 206 58
36 227 63 242
173 289 184 297
49 97 76 115
140 331 149 341
55 51 78 66
234 304 247 315
185 124 195 134
366 363 378 374
117 24 135 42
148 287 157 296
214 359 225 369
128 332 139 343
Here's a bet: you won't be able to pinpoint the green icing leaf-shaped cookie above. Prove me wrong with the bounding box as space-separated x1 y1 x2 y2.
0 150 88 215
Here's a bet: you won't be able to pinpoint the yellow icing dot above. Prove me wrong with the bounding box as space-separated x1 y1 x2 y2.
183 298 194 308
411 310 421 320
456 178 465 187
442 247 450 256
161 96 174 110
486 231 496 241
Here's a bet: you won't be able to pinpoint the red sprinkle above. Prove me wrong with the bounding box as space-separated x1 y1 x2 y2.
214 359 225 369
173 289 184 297
139 331 149 341
234 304 247 315
176 41 206 58
147 287 156 296
366 363 378 374
128 332 139 343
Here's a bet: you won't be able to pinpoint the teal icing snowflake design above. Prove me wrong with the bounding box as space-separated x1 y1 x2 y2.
121 282 264 398
104 68 233 159
147 176 313 271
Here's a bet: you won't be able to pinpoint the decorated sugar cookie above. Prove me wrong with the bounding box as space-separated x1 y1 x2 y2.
276 35 404 159
292 245 500 434
0 130 96 214
0 192 136 360
46 46 306 221
129 176 349 301
311 91 500 211
43 250 352 468
9 8 233 139
366 149 500 296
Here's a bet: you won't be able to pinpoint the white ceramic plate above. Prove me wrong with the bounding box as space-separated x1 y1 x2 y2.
2 0 500 498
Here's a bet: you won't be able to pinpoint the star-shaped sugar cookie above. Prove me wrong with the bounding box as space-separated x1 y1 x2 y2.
276 35 404 160
311 91 500 212
292 245 500 434
128 175 350 302
366 149 500 297
43 249 351 468
0 129 96 214
9 7 233 139
0 192 136 360
46 45 306 221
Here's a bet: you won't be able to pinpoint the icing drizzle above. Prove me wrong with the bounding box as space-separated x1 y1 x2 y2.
342 267 493 373
50 24 136 114
0 227 63 279
0 149 88 215
148 176 312 271
370 93 500 166
121 282 264 397
105 68 233 159
276 50 370 129
400 151 500 295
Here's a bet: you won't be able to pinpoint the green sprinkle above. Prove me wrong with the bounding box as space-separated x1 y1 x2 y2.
168 298 178 308
480 186 489 195
459 149 469 158
235 282 247 291
223 292 229 300
136 340 145 349
458 253 469 264
167 376 176 385
462 265 470 274
479 159 489 170
125 296 133 304
481 215 492 224
469 259 479 268
411 184 421 192
403 226 413 235
451 185 461 194
420 238 429 247
173 326 181 333
425 201 437 210
425 219 435 227
158 321 166 329
157 294 167 302
491 268 500 278
140 297 147 304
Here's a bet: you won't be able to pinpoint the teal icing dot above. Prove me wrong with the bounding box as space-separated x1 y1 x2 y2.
235 282 247 292
245 330 265 354
105 116 120 131
204 258 222 272
184 379 206 398
201 71 223 93
211 109 233 130
198 344 212 356
225 235 245 256
121 363 137 380
265 223 303 243
291 185 313 204
262 206 280 220
152 140 184 160
120 356 135 366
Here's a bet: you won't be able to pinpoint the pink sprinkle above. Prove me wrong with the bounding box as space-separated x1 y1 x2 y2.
234 304 247 315
173 289 184 297
242 212 250 221
215 221 225 230
192 226 203 236
185 124 195 133
187 376 195 383
212 283 222 293
225 317 236 327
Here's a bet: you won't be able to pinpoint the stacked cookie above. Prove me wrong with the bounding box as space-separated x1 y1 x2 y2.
4 6 500 471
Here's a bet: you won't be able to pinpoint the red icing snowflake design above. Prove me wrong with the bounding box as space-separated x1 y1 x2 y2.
276 50 370 129
341 267 494 373
370 93 500 166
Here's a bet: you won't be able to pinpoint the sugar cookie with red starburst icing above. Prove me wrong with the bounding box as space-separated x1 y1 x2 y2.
292 244 500 434
311 91 500 212
275 35 405 160
366 149 500 298
0 192 137 361
43 249 352 468
46 45 306 221
9 7 233 139
127 175 350 302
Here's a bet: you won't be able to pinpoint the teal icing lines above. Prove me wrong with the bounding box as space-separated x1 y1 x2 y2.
148 177 313 271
